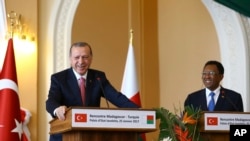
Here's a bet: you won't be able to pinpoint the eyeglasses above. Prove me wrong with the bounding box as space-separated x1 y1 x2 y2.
202 71 219 76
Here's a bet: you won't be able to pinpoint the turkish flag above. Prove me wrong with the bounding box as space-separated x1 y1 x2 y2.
0 38 22 141
207 117 218 125
75 113 87 122
20 108 31 141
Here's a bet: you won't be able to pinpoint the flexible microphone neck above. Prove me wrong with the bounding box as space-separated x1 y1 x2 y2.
221 90 239 111
97 77 110 108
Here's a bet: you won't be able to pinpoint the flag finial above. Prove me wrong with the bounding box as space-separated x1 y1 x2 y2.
129 29 133 45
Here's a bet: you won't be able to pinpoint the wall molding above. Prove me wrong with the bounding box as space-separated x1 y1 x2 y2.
52 0 80 72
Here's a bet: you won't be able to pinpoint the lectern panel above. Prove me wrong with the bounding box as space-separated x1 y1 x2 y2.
199 112 250 141
50 107 156 141
63 131 137 141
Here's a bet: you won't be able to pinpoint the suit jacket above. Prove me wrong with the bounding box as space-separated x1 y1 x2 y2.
46 68 139 141
184 87 243 112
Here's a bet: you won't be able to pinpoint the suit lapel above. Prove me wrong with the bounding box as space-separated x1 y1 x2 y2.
214 88 226 111
200 89 209 110
85 69 96 106
67 69 83 105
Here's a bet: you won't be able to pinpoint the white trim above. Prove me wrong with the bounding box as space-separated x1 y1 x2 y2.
52 0 80 72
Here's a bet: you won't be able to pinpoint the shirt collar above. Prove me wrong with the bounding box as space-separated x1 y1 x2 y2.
72 68 88 80
205 86 221 96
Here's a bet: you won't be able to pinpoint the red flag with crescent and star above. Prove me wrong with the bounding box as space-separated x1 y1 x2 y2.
0 38 23 141
207 117 218 125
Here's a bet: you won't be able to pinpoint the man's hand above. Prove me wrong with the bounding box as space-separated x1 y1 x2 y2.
55 106 67 120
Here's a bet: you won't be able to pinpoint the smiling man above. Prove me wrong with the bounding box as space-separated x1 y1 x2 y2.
45 42 139 141
184 60 244 112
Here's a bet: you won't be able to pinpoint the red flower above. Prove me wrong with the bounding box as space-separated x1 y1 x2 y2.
174 125 192 141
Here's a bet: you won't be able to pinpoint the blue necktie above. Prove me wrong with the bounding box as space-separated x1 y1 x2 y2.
208 92 215 111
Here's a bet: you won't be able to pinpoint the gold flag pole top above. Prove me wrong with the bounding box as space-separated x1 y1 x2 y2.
129 29 133 44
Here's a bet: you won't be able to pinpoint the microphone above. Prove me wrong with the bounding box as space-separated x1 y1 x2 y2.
221 90 239 111
97 77 110 108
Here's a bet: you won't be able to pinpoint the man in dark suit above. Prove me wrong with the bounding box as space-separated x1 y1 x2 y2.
46 42 139 141
184 60 243 112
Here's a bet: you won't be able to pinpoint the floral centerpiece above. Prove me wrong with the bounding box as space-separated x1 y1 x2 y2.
154 105 202 141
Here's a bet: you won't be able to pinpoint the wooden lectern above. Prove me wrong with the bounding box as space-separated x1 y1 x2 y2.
49 107 156 141
199 112 250 141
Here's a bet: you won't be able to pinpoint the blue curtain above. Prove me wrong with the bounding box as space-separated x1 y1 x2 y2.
214 0 250 17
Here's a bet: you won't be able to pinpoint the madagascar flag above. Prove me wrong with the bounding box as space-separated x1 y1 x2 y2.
121 32 145 141
147 115 154 124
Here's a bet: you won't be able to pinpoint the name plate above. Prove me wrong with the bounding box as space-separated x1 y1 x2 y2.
204 113 250 131
71 108 156 129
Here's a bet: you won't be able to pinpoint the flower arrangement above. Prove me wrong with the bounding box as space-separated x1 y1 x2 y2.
155 105 202 141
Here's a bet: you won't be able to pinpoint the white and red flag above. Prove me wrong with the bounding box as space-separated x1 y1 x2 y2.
121 41 141 106
0 38 23 141
121 39 145 141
